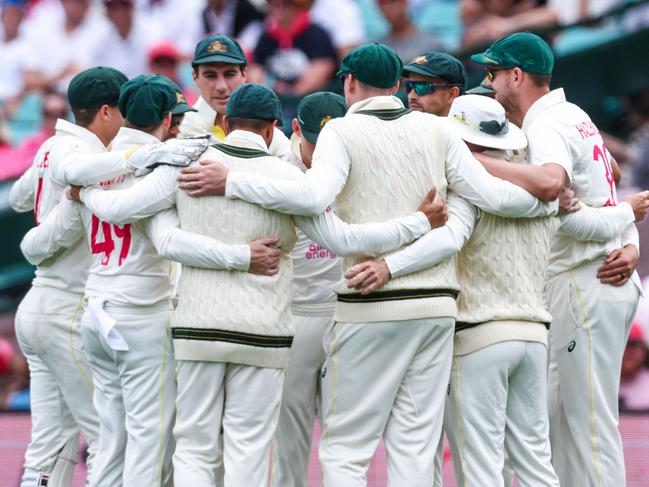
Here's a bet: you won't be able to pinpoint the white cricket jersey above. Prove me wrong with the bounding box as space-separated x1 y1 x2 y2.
82 128 179 306
287 135 341 316
523 89 638 278
18 120 107 294
179 96 292 161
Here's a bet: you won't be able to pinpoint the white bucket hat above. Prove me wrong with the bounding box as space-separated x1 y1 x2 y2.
448 94 527 151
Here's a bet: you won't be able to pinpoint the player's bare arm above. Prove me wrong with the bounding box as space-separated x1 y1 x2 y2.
178 159 229 196
474 152 566 202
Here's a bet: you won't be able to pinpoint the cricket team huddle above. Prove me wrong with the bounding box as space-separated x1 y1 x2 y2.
10 28 649 487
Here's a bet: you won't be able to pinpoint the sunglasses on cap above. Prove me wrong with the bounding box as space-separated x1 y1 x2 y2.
453 114 509 136
485 66 515 82
404 80 461 96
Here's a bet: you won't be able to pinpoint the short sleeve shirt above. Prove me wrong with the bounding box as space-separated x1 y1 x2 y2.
253 23 337 82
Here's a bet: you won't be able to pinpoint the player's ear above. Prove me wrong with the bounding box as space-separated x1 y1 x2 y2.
162 112 172 129
292 118 301 136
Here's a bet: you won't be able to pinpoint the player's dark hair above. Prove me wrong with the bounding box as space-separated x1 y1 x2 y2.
528 73 551 88
71 103 118 128
71 107 101 128
226 117 273 132
124 119 165 134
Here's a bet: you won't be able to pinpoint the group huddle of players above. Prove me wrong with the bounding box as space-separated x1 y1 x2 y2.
10 30 649 487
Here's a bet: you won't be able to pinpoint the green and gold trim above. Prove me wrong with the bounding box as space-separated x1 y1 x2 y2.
455 320 550 332
355 108 411 121
337 288 459 304
212 143 270 159
172 327 293 348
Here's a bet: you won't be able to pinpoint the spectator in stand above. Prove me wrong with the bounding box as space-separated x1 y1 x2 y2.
133 0 204 57
310 0 365 56
147 41 197 105
375 0 444 63
0 0 29 116
22 0 109 93
0 337 29 412
90 0 163 78
249 0 338 95
619 322 649 411
459 0 624 51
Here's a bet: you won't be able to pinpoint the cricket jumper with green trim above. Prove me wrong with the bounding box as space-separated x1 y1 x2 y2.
454 149 558 356
172 130 300 368
329 97 459 323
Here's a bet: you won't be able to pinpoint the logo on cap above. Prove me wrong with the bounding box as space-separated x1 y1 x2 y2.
207 40 228 53
176 92 186 103
413 55 428 65
319 115 332 128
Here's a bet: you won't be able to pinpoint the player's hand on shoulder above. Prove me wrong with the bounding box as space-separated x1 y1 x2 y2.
345 259 391 295
248 236 282 276
558 187 580 214
417 187 447 229
127 136 210 177
622 190 649 222
178 159 229 197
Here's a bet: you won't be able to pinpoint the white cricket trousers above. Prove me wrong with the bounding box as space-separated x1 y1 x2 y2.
545 261 639 487
80 301 176 487
15 286 98 487
444 340 559 487
271 313 331 487
319 317 454 487
173 360 285 487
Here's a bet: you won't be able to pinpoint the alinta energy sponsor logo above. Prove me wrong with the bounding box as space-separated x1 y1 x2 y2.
305 243 336 260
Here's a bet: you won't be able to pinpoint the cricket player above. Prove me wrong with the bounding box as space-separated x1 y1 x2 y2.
270 92 348 487
346 95 649 486
18 74 275 487
174 43 565 486
402 51 466 116
10 65 208 487
179 34 291 160
470 32 644 486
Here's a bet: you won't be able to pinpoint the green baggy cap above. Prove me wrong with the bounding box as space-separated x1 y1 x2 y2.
157 77 196 115
192 34 247 67
226 84 283 124
336 42 402 89
297 92 347 144
67 66 128 110
402 52 467 91
118 74 177 127
470 32 554 75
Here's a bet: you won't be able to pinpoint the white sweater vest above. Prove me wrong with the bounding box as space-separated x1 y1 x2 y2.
329 104 459 323
172 142 299 368
454 149 559 356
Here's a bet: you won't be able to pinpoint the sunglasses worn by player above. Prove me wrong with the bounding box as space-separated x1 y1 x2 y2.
404 80 461 96
485 66 515 82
